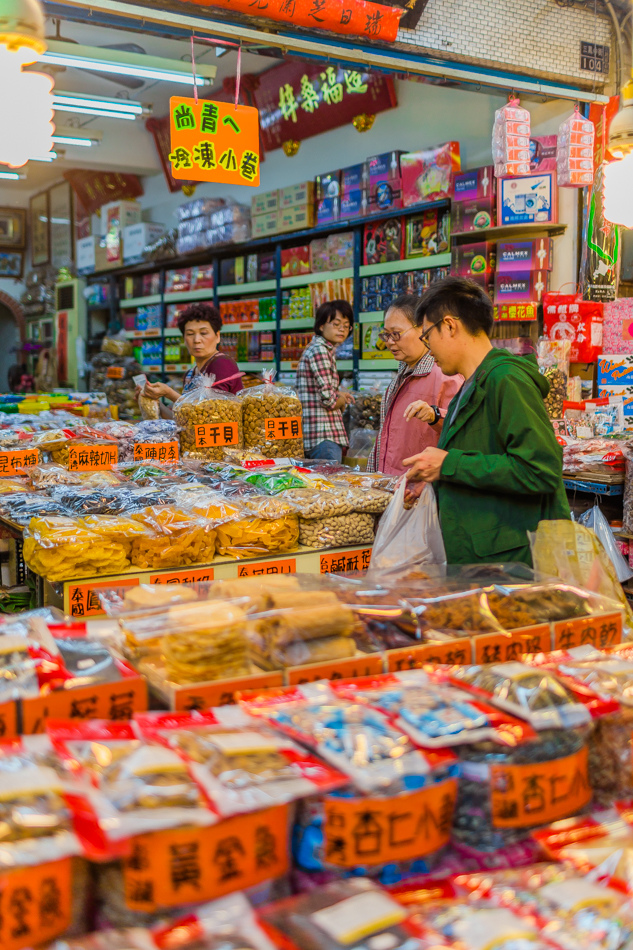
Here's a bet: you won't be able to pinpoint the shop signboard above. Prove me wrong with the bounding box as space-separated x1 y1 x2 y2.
63 170 142 216
169 97 261 186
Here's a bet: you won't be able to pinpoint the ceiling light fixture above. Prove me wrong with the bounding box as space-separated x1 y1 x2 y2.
604 81 633 228
52 92 144 114
0 171 24 179
51 133 91 146
53 104 136 119
30 150 57 161
41 40 216 86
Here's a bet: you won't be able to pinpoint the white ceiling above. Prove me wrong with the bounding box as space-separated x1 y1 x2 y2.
0 17 273 200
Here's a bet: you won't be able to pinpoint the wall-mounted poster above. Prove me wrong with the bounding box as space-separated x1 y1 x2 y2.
0 250 24 278
30 191 49 267
0 208 26 248
49 181 73 268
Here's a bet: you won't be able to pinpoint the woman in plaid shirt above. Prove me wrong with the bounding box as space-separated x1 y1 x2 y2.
296 300 354 461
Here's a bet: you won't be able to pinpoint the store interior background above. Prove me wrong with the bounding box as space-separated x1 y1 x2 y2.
0 0 615 388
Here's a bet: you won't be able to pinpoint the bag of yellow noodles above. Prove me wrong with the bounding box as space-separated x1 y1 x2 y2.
129 505 217 569
190 493 299 559
23 516 130 581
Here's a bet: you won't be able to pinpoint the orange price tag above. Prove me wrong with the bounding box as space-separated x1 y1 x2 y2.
194 422 239 448
320 548 372 574
150 567 214 586
0 449 39 475
553 612 622 651
473 624 551 665
124 805 288 911
387 640 472 672
21 677 147 734
144 328 161 337
66 578 139 617
67 443 118 472
490 746 591 829
174 671 283 712
264 416 303 440
106 366 125 379
0 700 17 739
169 97 260 187
134 441 180 463
237 558 297 577
288 652 383 686
323 778 458 868
0 858 72 950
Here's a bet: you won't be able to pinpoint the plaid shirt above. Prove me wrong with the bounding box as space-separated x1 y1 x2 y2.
296 335 348 451
366 354 435 472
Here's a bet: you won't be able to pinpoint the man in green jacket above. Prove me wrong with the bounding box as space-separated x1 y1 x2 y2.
404 276 570 565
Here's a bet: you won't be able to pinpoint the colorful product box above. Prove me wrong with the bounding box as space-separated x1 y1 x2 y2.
327 232 354 270
252 190 278 216
341 163 368 194
316 197 340 226
497 238 553 273
191 264 214 290
401 141 461 206
281 246 311 278
406 209 450 257
122 223 164 262
252 212 279 239
246 254 258 283
258 251 276 280
368 151 403 182
315 171 341 200
452 242 496 277
369 179 403 213
363 218 404 265
494 270 548 304
362 323 393 358
598 354 633 386
498 172 557 226
597 384 633 416
310 237 330 273
279 181 315 209
277 204 315 232
340 190 367 218
451 195 496 233
452 166 495 203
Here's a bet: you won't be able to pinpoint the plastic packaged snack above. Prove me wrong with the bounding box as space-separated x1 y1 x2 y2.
259 877 427 950
138 707 346 817
538 338 571 419
563 437 625 477
240 370 303 458
134 374 161 421
129 506 217 569
193 496 298 558
48 719 216 842
174 375 243 460
23 516 130 581
50 485 133 515
29 463 83 488
242 469 306 494
347 387 383 430
492 96 531 176
282 488 357 519
0 475 29 493
0 491 72 526
299 512 375 548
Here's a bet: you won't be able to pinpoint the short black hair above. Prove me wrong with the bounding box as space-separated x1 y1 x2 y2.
177 302 222 336
415 277 494 337
386 294 419 323
314 299 353 337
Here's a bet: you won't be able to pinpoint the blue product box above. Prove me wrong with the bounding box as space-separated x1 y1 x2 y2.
368 151 403 181
598 385 633 415
316 197 339 225
340 190 366 219
498 172 556 226
342 163 368 193
598 355 633 386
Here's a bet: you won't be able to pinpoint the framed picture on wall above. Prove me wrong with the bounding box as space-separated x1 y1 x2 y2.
49 181 74 268
0 208 26 249
0 250 24 278
30 191 49 267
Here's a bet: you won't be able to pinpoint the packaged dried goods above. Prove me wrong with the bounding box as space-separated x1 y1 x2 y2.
299 512 375 548
259 877 427 950
221 446 268 463
129 506 217 569
134 373 161 421
283 487 355 519
327 469 396 492
174 375 243 461
132 419 179 462
23 516 130 581
563 437 625 477
459 863 633 950
242 469 306 494
51 486 133 515
538 338 570 419
138 707 346 817
208 574 301 612
0 491 72 526
240 370 303 458
101 582 200 616
29 463 84 488
347 387 382 430
92 420 137 462
102 335 134 357
244 682 452 793
160 600 251 682
0 475 29 493
332 483 391 514
48 719 215 841
80 514 153 558
193 496 298 558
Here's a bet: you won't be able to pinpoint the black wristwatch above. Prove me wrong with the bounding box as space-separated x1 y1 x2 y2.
429 405 441 426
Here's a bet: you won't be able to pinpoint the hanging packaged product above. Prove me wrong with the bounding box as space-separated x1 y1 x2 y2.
174 375 243 461
240 369 304 458
543 293 603 362
557 106 595 187
137 707 346 817
47 719 216 843
492 97 531 177
537 338 571 418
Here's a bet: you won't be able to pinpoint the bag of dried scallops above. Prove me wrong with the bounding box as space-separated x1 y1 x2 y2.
240 369 303 458
173 374 242 461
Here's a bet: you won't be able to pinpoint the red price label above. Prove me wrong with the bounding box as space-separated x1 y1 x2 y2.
106 367 125 379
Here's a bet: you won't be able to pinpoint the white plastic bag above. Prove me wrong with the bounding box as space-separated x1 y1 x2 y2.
369 478 446 577
578 504 633 583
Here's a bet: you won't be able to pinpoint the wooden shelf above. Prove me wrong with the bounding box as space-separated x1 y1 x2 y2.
452 222 567 244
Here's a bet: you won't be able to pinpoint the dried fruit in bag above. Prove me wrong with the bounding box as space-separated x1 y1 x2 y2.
129 506 216 569
23 516 130 581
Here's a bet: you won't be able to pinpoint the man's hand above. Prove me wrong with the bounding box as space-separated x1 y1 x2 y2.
403 446 448 484
403 399 435 423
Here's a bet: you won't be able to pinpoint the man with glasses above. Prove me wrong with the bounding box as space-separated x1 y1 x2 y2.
404 276 570 565
367 295 462 476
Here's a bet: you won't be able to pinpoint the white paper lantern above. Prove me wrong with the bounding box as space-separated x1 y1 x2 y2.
603 153 633 229
0 45 53 167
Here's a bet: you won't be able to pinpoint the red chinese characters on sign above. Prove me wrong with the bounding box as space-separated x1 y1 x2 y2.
169 98 260 186
63 170 143 216
254 60 397 152
543 292 604 362
320 548 372 574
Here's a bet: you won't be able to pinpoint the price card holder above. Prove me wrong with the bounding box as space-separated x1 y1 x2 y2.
0 449 39 475
21 677 148 734
473 624 551 665
287 653 383 686
65 578 139 617
490 746 591 828
264 416 303 440
386 639 473 672
237 558 296 577
323 778 458 867
194 423 239 448
553 612 622 651
0 858 72 950
134 442 179 463
174 671 283 711
320 549 372 574
123 805 288 911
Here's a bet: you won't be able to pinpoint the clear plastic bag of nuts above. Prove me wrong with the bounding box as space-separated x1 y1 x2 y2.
299 512 375 548
538 338 570 419
239 368 304 458
173 374 243 461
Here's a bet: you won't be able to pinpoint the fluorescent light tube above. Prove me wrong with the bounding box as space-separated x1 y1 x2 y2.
53 93 143 114
51 135 93 147
0 172 22 179
53 104 136 120
42 51 207 85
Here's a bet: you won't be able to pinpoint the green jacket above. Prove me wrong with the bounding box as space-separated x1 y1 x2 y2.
436 348 570 565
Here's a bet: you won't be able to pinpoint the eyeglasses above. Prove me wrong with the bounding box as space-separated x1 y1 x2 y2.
328 320 350 330
419 318 444 350
378 324 417 344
